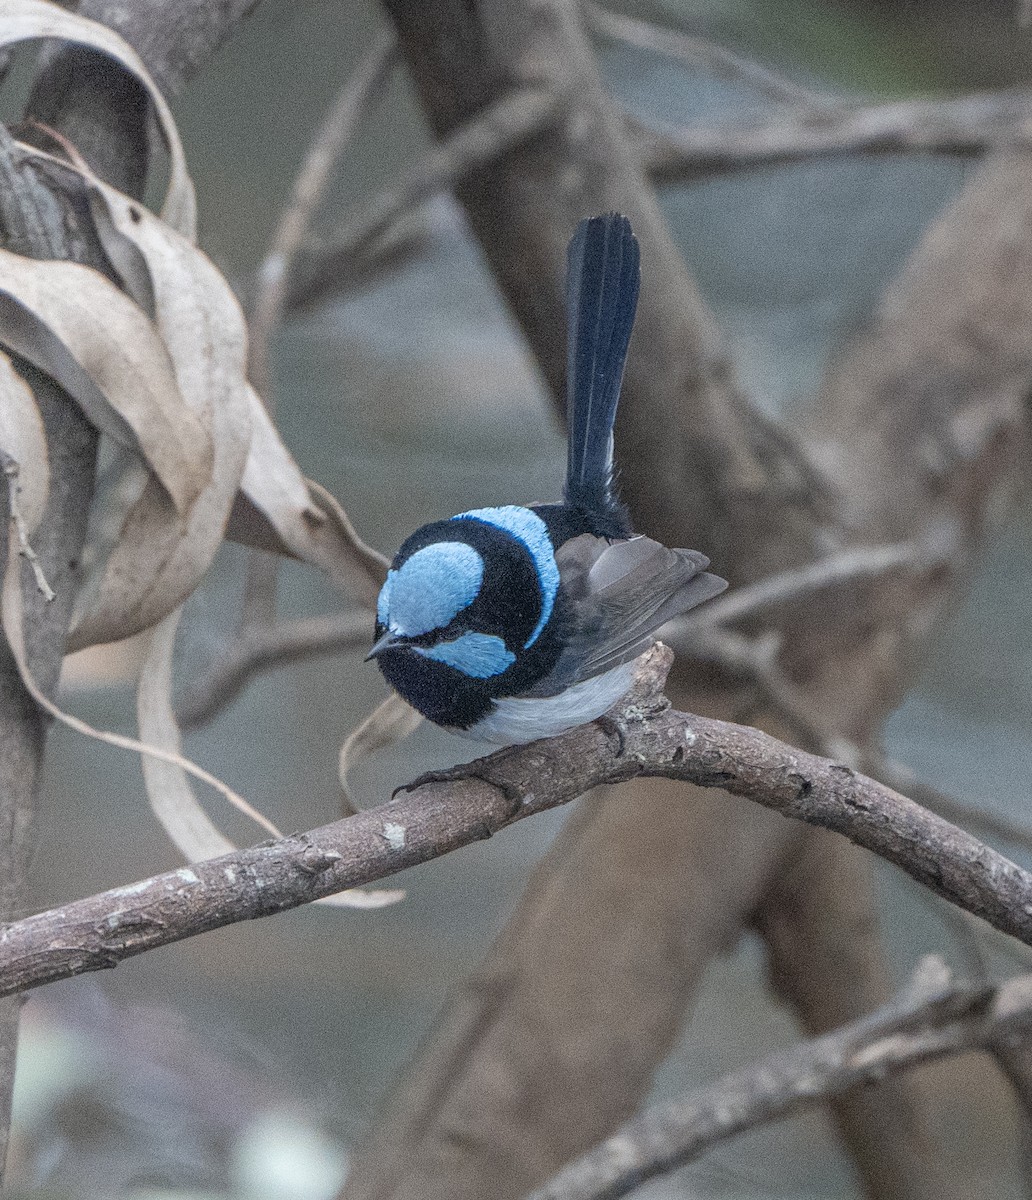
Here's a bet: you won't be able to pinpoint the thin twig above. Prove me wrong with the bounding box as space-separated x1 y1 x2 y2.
177 611 370 729
527 957 1027 1200
585 3 838 110
5 645 1032 995
676 537 936 632
287 86 563 312
0 452 53 602
249 28 397 410
640 90 1032 185
239 30 396 633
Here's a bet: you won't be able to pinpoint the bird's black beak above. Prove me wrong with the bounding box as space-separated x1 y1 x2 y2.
365 631 404 661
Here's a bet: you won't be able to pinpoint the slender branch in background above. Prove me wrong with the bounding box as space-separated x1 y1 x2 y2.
640 90 1032 184
248 29 397 412
287 86 564 313
674 537 939 632
5 645 1032 995
176 610 370 729
527 958 1032 1200
584 3 839 109
238 30 397 632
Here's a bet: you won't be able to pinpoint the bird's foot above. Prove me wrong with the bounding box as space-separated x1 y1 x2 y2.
393 761 476 797
393 747 527 820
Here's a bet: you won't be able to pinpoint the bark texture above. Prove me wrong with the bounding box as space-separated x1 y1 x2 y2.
0 0 261 1175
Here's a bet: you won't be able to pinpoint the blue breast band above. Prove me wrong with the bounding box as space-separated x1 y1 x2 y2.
453 506 559 647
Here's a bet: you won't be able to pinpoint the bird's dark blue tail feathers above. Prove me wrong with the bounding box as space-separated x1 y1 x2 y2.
564 213 640 536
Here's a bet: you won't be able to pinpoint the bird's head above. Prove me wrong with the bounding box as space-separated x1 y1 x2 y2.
368 507 565 722
368 530 519 679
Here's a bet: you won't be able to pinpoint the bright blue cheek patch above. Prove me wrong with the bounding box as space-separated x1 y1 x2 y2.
453 505 559 648
416 632 515 678
386 542 484 636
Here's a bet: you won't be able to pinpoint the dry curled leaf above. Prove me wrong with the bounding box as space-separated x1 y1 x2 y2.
339 693 423 815
229 387 388 609
0 0 196 237
138 609 276 860
0 542 271 853
0 349 48 535
139 607 403 909
0 248 211 514
66 181 252 650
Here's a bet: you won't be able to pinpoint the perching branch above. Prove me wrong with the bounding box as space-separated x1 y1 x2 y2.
4 645 1032 998
527 957 1031 1200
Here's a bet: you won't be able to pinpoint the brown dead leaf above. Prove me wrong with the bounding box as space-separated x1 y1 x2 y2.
0 0 196 237
0 248 211 514
67 186 252 649
139 607 403 907
339 693 422 815
138 610 275 859
1 542 268 851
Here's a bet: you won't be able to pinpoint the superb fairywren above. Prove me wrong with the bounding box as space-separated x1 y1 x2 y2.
368 213 727 745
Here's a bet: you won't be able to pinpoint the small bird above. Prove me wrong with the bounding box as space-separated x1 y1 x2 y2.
368 213 727 745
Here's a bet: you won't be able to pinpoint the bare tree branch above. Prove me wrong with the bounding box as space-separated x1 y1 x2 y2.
341 7 1032 1198
640 90 1032 184
4 645 1032 998
288 85 564 313
238 28 396 632
528 957 1032 1200
585 2 839 109
176 610 370 729
679 625 1032 863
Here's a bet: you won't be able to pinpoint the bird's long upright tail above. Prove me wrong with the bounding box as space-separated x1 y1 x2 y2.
564 212 640 536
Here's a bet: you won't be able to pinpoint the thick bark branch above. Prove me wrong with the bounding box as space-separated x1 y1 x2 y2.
754 833 951 1200
344 10 1032 1196
3 646 1032 996
0 0 263 1177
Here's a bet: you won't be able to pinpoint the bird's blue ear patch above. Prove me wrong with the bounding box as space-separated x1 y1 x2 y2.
453 506 559 648
384 542 484 636
416 631 515 678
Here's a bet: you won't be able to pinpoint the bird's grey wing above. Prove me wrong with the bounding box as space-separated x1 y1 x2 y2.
528 535 727 695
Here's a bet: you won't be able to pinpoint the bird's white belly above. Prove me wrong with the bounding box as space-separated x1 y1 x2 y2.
460 658 640 746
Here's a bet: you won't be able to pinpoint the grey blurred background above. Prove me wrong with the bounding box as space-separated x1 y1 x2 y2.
8 0 1032 1195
